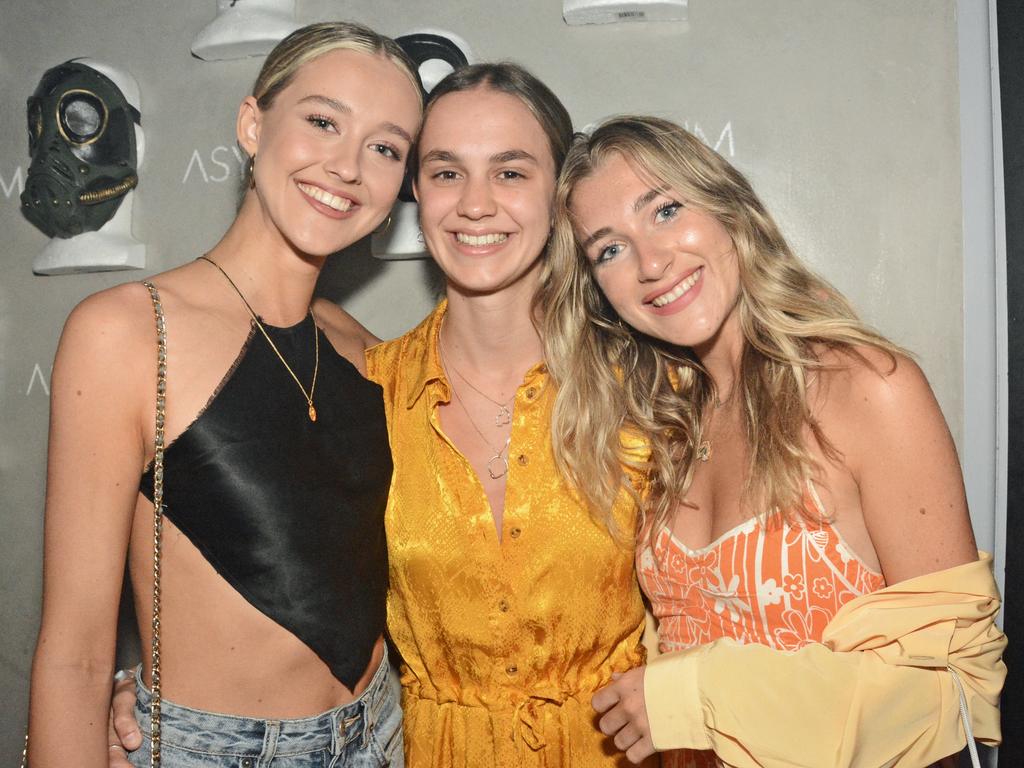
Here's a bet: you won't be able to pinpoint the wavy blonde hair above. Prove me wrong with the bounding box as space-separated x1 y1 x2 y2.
541 116 901 538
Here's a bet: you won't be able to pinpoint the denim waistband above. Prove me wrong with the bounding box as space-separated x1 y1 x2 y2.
132 645 394 757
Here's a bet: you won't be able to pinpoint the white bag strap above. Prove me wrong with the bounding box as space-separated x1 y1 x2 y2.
948 665 981 768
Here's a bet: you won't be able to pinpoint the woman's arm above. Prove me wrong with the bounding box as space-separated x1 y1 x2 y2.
28 286 151 767
832 349 978 582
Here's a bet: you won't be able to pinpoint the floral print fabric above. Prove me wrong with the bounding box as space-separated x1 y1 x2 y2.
637 492 884 768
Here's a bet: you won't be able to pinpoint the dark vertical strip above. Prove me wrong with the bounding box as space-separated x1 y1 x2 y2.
998 1 1024 764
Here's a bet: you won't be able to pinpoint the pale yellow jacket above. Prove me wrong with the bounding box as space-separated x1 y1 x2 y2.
645 553 1006 767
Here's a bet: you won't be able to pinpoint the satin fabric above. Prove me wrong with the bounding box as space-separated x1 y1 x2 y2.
141 312 392 690
366 302 646 767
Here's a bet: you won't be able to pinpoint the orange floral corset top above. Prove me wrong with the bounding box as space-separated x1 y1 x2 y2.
636 489 885 768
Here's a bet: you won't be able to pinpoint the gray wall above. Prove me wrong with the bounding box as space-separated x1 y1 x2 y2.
0 1 968 760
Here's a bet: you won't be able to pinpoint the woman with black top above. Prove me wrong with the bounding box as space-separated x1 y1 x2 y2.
27 22 422 768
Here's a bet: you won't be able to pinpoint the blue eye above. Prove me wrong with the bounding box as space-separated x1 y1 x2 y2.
594 243 623 265
655 201 682 222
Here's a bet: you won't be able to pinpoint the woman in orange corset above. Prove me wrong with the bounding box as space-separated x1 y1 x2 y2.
543 116 1006 767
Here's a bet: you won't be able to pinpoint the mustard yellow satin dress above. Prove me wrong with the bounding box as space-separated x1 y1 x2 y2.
366 302 645 767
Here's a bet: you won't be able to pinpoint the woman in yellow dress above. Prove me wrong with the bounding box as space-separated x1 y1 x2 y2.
367 64 645 767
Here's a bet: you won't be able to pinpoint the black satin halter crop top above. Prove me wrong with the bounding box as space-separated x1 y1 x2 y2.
140 312 392 690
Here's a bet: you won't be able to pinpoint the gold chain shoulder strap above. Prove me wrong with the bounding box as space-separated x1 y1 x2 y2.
21 284 167 768
142 281 165 768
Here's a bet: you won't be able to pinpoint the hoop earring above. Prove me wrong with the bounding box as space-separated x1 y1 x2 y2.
248 154 256 189
374 214 392 235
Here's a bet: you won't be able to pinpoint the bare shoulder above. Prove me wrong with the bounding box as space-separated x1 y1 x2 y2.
813 344 934 421
59 281 157 361
311 298 379 375
50 281 161 436
813 343 952 480
813 344 975 580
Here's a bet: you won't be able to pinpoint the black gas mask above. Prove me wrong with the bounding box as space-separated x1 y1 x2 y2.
394 32 469 203
22 61 141 239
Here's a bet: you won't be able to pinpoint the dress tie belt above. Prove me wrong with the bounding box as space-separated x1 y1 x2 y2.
512 693 573 751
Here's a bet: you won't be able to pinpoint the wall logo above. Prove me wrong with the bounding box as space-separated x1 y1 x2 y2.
684 121 735 157
26 363 51 397
182 145 247 184
2 165 26 199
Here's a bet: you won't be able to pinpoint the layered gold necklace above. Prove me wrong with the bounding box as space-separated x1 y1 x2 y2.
438 325 513 480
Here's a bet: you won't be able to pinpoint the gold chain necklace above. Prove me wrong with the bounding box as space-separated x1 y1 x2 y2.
198 256 319 422
697 387 735 462
443 354 514 426
438 335 511 480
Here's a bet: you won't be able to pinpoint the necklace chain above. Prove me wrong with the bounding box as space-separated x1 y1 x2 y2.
445 363 513 426
198 256 319 422
438 331 511 480
440 335 514 427
699 380 738 462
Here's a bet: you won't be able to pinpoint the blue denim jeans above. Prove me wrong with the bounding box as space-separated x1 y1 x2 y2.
127 649 403 767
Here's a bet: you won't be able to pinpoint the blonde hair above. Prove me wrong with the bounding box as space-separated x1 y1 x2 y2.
542 116 900 538
244 21 421 185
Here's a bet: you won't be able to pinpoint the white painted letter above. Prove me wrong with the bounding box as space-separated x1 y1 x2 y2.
182 149 209 184
209 146 233 183
713 122 735 156
26 363 50 397
1 166 25 199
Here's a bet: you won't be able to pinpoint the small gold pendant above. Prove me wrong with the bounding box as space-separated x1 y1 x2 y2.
308 404 317 422
495 405 512 427
696 440 712 462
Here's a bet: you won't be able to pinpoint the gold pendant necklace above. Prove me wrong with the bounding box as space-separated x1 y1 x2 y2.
697 385 735 463
696 440 712 462
441 345 514 426
438 335 512 480
199 256 319 422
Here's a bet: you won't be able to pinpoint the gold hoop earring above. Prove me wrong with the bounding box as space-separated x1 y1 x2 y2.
248 154 256 189
374 214 392 235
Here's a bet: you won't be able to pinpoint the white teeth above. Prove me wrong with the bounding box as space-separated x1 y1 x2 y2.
297 182 353 212
456 232 508 246
652 267 703 308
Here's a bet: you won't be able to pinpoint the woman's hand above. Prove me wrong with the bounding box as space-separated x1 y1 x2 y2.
592 667 655 764
108 674 141 767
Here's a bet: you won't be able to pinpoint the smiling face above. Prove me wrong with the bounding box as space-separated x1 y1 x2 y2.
570 152 742 355
238 47 422 257
414 87 556 297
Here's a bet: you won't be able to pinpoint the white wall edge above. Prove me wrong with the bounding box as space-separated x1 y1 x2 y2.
958 4 1005 761
957 0 1004 583
987 0 1009 608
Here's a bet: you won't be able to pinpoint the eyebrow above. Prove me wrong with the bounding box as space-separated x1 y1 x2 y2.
492 149 539 165
297 94 413 144
633 187 665 213
420 149 458 164
580 226 612 251
578 187 668 251
419 148 540 165
298 94 351 114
